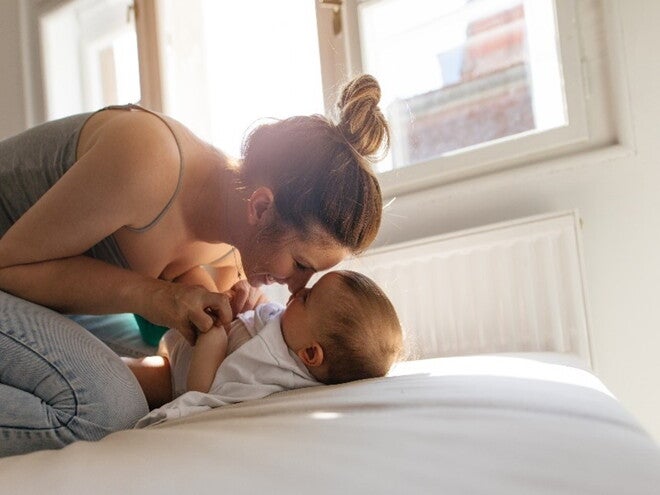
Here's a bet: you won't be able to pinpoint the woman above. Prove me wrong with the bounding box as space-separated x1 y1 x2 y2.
0 74 389 456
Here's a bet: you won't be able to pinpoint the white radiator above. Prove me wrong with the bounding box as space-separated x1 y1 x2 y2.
265 211 592 365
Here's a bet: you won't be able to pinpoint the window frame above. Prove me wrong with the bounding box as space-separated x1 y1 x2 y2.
316 0 632 198
20 0 161 126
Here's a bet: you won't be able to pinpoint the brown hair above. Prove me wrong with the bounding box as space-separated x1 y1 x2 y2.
315 270 403 385
240 75 390 253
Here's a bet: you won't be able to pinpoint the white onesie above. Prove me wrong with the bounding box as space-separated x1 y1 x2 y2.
135 302 320 427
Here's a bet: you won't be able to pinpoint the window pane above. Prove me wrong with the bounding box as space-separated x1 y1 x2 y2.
40 0 140 120
358 0 567 172
159 0 324 158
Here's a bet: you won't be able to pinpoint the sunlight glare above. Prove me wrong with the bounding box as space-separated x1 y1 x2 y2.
310 411 343 420
201 0 324 157
389 355 613 396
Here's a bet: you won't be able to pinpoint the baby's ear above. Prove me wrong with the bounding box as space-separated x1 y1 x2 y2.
297 342 324 368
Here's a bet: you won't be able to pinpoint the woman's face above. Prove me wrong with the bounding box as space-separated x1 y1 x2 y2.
242 227 349 294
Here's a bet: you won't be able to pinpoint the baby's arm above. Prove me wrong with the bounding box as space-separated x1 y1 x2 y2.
187 326 228 393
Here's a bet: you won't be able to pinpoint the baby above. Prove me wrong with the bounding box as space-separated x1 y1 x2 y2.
125 270 403 410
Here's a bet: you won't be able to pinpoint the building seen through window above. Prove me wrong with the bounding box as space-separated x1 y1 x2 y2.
358 0 566 172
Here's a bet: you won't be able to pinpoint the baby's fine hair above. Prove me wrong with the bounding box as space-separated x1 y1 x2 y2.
317 270 402 385
240 75 390 254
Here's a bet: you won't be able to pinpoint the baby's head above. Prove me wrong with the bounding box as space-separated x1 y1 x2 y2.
281 270 402 384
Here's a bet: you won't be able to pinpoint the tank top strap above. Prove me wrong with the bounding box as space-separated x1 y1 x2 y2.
104 103 185 233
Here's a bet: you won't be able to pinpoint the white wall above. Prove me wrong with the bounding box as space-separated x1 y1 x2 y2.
1 0 659 441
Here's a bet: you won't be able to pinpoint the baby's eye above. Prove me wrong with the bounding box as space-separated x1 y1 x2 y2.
295 260 308 271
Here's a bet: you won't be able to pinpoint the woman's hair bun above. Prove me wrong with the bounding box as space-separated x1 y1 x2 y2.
336 74 390 159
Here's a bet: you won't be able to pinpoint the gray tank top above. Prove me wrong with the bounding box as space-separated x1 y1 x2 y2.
0 104 184 270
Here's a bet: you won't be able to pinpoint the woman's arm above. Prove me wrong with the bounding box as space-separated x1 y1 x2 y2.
0 256 229 344
0 113 231 339
0 255 159 315
187 326 228 393
0 112 180 270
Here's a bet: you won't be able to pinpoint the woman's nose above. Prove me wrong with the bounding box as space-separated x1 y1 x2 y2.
286 271 313 294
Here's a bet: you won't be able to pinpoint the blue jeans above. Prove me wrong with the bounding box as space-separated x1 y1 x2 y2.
0 291 149 457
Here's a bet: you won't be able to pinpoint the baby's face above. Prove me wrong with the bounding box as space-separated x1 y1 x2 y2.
280 272 342 352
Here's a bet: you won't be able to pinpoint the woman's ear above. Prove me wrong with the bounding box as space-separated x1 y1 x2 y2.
246 187 274 226
297 342 324 368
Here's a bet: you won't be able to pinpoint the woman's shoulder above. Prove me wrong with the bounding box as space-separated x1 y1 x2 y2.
76 109 191 198
68 108 187 232
79 107 180 159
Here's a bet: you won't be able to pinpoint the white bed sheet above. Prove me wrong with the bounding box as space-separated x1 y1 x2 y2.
1 353 659 494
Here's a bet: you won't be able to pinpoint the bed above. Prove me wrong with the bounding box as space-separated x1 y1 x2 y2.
1 352 658 494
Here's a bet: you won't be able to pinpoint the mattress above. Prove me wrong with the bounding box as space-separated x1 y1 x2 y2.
1 353 658 494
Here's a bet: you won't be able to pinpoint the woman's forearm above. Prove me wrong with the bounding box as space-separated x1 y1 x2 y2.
0 255 233 343
0 255 162 316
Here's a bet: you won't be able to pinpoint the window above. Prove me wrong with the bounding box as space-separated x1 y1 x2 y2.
324 0 621 195
39 0 140 120
156 0 325 157
356 0 567 173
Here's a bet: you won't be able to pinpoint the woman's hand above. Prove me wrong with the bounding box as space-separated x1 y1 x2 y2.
227 279 269 316
149 281 233 345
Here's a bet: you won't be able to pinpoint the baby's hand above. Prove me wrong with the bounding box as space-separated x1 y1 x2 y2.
228 279 269 316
